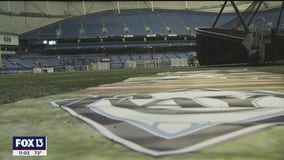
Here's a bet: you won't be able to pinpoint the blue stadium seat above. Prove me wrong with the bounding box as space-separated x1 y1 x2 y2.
61 19 81 38
131 54 140 60
195 12 217 27
121 10 147 35
165 53 178 58
110 55 121 62
176 11 201 31
175 53 189 59
84 14 105 37
159 12 187 34
140 11 168 35
103 11 124 36
119 55 132 61
216 13 236 27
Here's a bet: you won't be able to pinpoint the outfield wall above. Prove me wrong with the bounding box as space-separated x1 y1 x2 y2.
0 58 189 74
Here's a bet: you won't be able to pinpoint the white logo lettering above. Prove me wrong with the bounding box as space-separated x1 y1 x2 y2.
36 139 44 147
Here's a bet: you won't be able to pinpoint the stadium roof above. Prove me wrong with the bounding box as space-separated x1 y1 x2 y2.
0 1 282 35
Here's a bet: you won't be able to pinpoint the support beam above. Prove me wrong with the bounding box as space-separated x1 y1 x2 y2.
117 1 120 14
24 1 27 13
276 1 284 32
151 1 154 12
46 1 50 15
0 45 2 71
29 1 47 15
82 0 86 15
212 1 228 28
86 2 96 14
230 0 249 32
185 1 188 10
7 1 11 13
69 2 83 15
24 1 28 26
67 2 70 15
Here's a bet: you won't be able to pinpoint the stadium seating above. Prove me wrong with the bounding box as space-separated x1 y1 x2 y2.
20 8 283 40
19 9 226 39
61 19 81 38
1 50 191 72
159 12 187 34
119 55 132 61
165 53 179 59
110 55 121 62
197 12 217 27
121 10 147 35
83 13 105 37
3 7 281 73
176 53 191 59
104 11 125 36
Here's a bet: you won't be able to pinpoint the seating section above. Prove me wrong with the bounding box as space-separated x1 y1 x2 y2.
84 13 105 37
2 52 191 71
176 53 190 59
20 8 283 40
20 9 235 39
141 11 168 35
61 19 81 38
159 12 187 34
8 8 281 72
104 11 125 36
119 55 132 61
197 13 218 27
121 10 147 35
176 11 204 31
216 14 236 27
110 55 121 62
165 53 179 58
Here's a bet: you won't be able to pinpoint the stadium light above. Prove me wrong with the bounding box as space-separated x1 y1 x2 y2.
48 40 56 45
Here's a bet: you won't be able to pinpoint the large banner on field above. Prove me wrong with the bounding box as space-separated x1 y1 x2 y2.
51 89 284 157
0 34 19 45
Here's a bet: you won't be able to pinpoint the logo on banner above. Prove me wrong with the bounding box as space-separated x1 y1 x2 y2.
13 136 47 156
51 89 284 157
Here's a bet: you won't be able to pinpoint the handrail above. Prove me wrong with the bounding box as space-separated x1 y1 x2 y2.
195 27 244 41
252 17 266 46
252 17 266 61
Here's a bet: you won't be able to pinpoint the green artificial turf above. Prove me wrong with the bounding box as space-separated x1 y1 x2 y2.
1 65 284 160
0 67 195 104
0 93 284 160
1 65 284 105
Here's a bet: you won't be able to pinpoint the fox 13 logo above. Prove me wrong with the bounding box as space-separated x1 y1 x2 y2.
13 136 47 156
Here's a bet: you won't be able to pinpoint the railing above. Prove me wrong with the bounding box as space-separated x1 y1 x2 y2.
195 27 244 43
